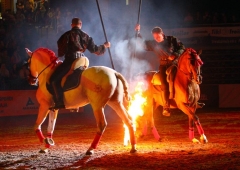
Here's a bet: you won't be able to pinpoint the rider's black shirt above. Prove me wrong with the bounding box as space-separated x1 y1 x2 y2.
144 35 185 66
57 27 106 61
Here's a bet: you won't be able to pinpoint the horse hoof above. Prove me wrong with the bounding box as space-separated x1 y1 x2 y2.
39 148 48 153
201 139 208 144
86 150 94 156
44 138 55 146
200 135 208 144
130 149 137 153
192 138 200 144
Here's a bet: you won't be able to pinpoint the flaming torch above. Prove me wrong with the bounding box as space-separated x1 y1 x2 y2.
124 81 147 146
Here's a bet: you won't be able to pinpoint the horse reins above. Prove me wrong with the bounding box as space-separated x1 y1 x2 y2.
28 52 58 80
176 51 193 79
176 51 202 83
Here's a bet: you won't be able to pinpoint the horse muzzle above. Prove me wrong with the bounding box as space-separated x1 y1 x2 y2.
28 75 38 86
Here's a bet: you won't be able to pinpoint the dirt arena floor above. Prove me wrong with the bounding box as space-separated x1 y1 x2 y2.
0 106 240 170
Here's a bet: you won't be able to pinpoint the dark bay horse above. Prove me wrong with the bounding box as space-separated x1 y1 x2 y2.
25 48 137 155
137 48 208 144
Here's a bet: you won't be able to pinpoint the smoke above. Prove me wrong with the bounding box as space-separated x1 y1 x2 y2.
33 0 185 83
113 38 150 78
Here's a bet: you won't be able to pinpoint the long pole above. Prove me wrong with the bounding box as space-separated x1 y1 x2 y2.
133 0 142 59
137 0 142 27
128 0 142 83
96 0 115 70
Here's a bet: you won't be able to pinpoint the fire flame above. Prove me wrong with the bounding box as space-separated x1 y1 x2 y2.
124 81 147 146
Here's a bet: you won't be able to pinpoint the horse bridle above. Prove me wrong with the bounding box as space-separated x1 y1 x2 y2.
176 53 192 77
177 52 202 84
27 52 58 86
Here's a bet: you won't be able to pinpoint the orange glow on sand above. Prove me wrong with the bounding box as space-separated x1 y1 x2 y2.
124 82 147 146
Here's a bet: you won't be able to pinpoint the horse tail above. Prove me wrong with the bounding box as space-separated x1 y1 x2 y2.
115 72 131 101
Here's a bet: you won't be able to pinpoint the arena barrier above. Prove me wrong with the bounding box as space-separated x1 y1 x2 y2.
219 84 240 108
0 90 83 117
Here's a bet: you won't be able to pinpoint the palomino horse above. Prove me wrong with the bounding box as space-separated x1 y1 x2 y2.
137 48 208 144
25 47 137 155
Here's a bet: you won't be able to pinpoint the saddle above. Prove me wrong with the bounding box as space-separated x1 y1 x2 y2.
151 68 204 108
46 56 89 93
150 66 177 99
61 57 89 91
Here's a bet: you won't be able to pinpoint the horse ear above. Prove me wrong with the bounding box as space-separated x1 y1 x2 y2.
25 48 32 57
197 49 202 55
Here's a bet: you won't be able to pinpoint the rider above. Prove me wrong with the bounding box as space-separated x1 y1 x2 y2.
135 24 185 116
50 17 110 109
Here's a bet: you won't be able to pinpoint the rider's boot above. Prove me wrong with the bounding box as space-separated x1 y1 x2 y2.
51 83 65 109
168 66 176 99
162 99 171 117
162 106 171 117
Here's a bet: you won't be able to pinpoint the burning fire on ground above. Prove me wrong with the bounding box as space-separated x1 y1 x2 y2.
124 81 147 146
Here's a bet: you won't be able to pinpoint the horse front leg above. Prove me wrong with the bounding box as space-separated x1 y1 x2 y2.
188 116 201 143
117 105 137 153
194 114 208 144
191 104 208 143
34 104 50 153
178 103 207 143
44 110 58 149
149 99 160 141
142 96 160 141
86 107 107 155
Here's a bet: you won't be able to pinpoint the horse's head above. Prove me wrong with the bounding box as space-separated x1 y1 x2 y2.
25 48 38 85
25 47 59 86
178 48 203 84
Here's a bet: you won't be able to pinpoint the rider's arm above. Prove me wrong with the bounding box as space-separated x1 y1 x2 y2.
86 36 106 55
57 32 69 57
80 31 106 56
172 37 185 58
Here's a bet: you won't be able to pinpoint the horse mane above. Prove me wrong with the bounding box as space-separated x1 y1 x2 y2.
179 48 203 68
33 47 57 63
187 48 203 67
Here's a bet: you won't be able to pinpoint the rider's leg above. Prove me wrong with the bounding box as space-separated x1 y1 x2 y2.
50 62 72 109
159 67 171 116
52 81 64 107
168 65 177 99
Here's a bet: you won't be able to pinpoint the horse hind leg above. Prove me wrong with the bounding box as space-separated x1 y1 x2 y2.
86 106 107 155
145 99 160 141
108 101 137 153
